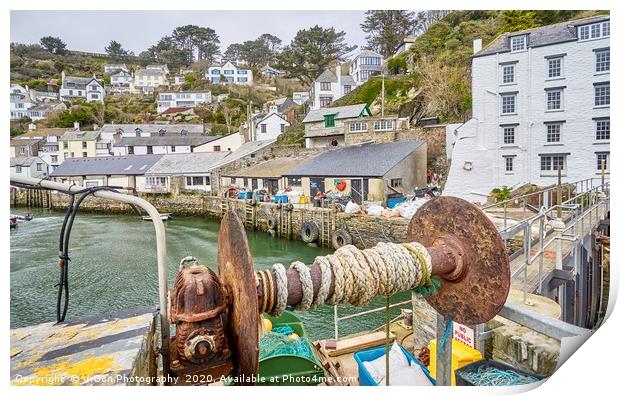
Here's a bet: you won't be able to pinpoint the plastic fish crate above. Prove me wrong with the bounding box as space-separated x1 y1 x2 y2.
354 344 435 386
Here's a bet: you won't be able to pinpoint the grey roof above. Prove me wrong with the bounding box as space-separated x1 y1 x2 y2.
10 157 42 167
341 75 356 86
61 130 101 141
51 155 163 177
475 15 610 58
223 156 315 178
255 112 290 126
62 76 100 90
146 152 230 176
213 139 277 168
283 141 424 177
99 124 205 135
302 103 370 123
117 135 220 147
352 49 383 59
316 69 338 83
135 69 166 77
304 127 346 138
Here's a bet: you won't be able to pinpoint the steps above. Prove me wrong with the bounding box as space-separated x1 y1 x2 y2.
244 203 255 230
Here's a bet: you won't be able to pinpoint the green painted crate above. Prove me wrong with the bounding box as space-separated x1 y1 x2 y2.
258 311 325 386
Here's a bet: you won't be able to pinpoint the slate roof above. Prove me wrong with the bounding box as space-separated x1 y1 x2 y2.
51 155 163 177
135 69 167 77
214 139 277 168
316 69 338 83
302 103 370 123
99 124 205 135
475 15 610 58
146 152 230 176
10 157 42 167
16 128 75 138
60 130 101 141
62 76 100 90
222 156 315 178
341 75 356 86
117 135 220 147
352 49 383 59
283 141 424 177
10 139 42 147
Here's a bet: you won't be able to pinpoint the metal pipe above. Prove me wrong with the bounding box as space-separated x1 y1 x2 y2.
500 302 592 339
10 175 171 375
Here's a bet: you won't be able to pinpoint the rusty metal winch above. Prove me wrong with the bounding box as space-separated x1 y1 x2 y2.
166 196 510 385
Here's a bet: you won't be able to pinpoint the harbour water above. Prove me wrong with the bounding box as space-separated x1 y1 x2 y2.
10 209 410 340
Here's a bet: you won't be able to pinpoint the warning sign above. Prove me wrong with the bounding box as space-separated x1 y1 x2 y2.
453 322 475 348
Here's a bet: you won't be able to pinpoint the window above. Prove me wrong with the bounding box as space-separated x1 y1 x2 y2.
547 57 562 78
261 124 267 133
596 50 610 72
390 178 403 188
128 146 134 155
319 97 332 107
214 145 221 152
192 176 204 186
374 120 394 131
147 146 153 154
82 152 87 157
82 142 87 149
501 94 516 114
223 70 234 75
579 26 590 40
596 119 610 140
503 126 515 144
19 147 26 154
324 114 336 128
171 146 176 153
580 22 610 40
51 155 58 162
501 64 515 84
591 23 601 38
510 36 526 52
540 155 565 172
546 123 562 143
180 129 188 136
16 165 22 173
280 124 285 133
320 82 331 91
85 181 99 187
91 94 99 99
602 21 610 37
349 122 368 132
238 77 248 82
288 177 302 187
69 90 73 96
597 153 609 171
505 157 514 173
237 70 248 74
594 83 610 106
70 152 75 158
546 89 563 110
159 130 166 136
77 91 82 96
344 85 352 94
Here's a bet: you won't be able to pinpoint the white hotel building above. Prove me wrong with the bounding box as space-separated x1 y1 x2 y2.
445 16 610 202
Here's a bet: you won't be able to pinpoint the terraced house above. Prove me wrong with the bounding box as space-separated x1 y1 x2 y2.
445 15 611 202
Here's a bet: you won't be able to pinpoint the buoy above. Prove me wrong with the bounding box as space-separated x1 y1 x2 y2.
336 180 347 191
288 333 299 341
263 318 272 332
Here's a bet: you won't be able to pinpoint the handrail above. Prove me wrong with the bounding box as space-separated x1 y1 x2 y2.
333 297 412 340
10 175 171 376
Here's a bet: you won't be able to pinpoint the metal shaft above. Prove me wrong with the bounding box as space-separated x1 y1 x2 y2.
257 236 467 311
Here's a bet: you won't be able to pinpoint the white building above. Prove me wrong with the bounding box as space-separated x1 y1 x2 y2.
10 84 34 119
253 108 290 141
394 36 416 56
205 61 253 85
157 90 212 114
146 64 169 75
172 76 185 86
349 49 384 84
444 16 611 203
10 157 49 179
110 70 133 94
194 132 244 153
26 102 67 121
309 65 357 110
111 135 220 156
104 64 129 74
143 152 229 193
292 91 310 105
59 71 105 103
132 69 169 94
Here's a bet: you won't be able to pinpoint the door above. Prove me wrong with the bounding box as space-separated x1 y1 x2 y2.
265 179 278 195
309 177 325 197
251 178 258 191
351 179 362 204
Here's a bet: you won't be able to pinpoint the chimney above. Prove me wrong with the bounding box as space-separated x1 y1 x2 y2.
28 123 36 131
61 70 66 83
336 64 342 85
73 121 80 130
269 104 278 114
473 39 482 54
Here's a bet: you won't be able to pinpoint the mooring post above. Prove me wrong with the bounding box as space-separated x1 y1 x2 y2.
435 314 453 386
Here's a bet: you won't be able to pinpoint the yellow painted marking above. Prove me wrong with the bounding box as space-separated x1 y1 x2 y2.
13 355 122 386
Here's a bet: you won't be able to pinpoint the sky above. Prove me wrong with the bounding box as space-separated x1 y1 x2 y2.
10 10 368 55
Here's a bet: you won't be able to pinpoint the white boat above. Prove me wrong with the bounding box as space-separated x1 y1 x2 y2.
142 213 172 221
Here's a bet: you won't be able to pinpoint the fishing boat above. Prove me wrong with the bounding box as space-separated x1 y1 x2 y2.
142 213 172 221
10 217 17 229
11 213 33 222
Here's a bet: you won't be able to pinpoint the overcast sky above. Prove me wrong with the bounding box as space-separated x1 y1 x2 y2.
10 10 368 55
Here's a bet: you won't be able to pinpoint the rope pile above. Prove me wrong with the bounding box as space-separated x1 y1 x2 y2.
457 366 541 386
267 242 440 316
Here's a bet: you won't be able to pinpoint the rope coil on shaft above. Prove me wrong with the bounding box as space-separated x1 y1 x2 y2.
272 242 435 312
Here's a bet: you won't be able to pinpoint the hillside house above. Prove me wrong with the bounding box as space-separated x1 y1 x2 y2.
59 130 105 161
394 36 417 56
10 84 34 119
309 65 357 110
283 141 427 204
26 102 67 121
112 135 220 156
146 64 170 75
260 65 286 79
104 64 129 74
303 103 372 148
59 71 105 103
157 90 212 114
253 110 290 141
110 70 133 94
349 49 385 84
10 139 43 158
205 61 253 85
132 69 168 94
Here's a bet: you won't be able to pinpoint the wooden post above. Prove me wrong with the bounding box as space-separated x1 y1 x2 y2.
436 314 453 386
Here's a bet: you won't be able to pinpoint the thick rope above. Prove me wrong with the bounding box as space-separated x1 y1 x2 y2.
290 261 313 310
285 242 435 311
270 263 288 316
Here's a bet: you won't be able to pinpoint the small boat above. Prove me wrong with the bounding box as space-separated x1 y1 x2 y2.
142 213 172 221
10 218 18 229
11 213 33 222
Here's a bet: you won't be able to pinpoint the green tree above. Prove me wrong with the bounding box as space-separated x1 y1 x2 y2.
499 10 541 33
361 10 417 57
171 25 220 63
224 43 244 62
277 26 357 85
39 36 67 55
104 40 132 58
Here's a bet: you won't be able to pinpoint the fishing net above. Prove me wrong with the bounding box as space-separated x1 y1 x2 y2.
259 326 315 361
458 365 541 386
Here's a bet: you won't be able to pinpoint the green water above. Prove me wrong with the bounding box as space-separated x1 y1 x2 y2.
10 209 409 340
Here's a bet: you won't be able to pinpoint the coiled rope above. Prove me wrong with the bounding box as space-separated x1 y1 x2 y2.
269 242 440 313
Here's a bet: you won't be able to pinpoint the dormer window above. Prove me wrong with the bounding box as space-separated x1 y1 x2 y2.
579 21 610 41
180 129 188 136
159 129 166 136
134 128 141 137
510 36 526 52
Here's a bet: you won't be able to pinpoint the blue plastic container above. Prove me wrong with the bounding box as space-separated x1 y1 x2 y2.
275 195 288 204
238 191 252 199
387 197 406 208
354 344 435 386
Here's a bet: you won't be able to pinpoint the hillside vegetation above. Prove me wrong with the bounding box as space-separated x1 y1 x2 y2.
334 10 608 123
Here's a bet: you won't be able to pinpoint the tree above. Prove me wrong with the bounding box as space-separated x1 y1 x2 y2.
415 10 453 33
170 25 220 63
277 26 357 85
39 36 67 55
105 40 132 58
257 33 282 54
219 101 239 134
361 11 417 57
224 34 282 67
224 43 244 62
